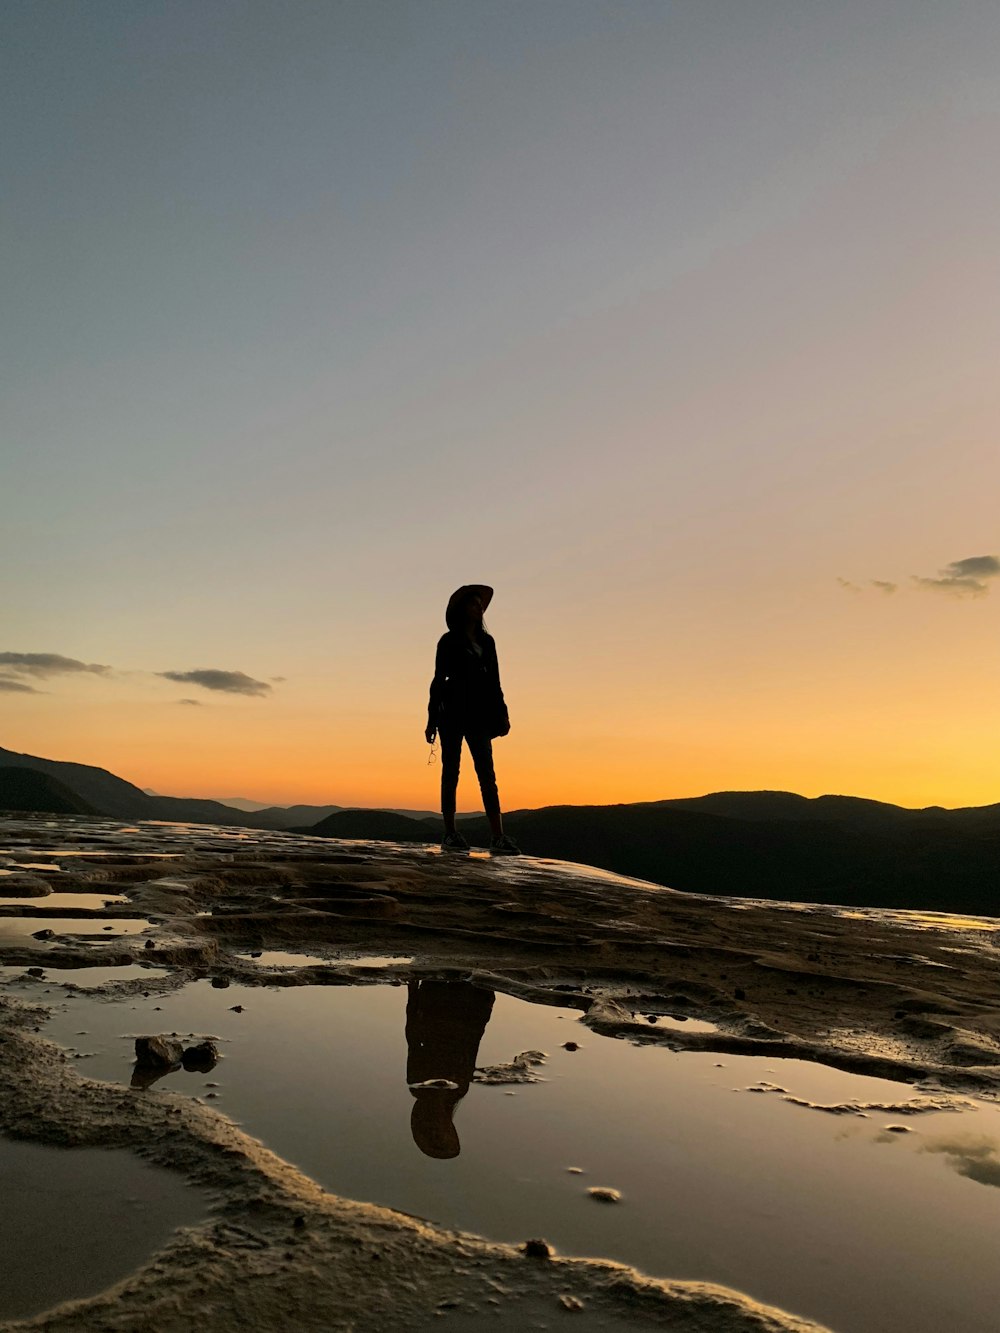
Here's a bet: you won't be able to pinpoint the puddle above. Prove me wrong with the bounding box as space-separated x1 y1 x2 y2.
339 953 413 968
233 951 412 970
0 893 131 909
0 918 153 946
31 979 1000 1333
0 1137 209 1321
235 950 331 968
637 1014 719 1034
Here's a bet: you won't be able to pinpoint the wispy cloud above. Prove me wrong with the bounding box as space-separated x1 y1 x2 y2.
922 1136 1000 1189
840 554 999 600
0 677 41 693
0 652 112 678
158 669 272 698
912 555 1000 598
0 652 280 701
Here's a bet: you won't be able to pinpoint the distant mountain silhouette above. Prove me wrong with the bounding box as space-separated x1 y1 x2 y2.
304 809 437 841
653 790 918 825
0 746 155 818
0 746 292 828
0 766 101 816
211 796 282 813
226 801 461 825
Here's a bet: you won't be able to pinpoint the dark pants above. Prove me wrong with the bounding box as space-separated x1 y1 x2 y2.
439 720 500 818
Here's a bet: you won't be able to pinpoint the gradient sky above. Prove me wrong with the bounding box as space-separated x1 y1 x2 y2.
3 0 999 811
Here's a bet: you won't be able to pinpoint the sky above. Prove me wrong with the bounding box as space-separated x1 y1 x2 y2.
2 0 999 812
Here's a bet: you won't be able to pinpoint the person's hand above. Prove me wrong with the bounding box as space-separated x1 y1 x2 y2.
425 725 437 745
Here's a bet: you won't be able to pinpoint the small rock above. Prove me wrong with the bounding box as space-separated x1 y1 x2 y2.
31 929 55 941
566 1167 583 1174
229 1004 244 1013
562 1041 579 1052
586 1187 622 1204
211 977 230 989
734 987 746 1001
182 1040 220 1072
559 1294 585 1311
884 1124 912 1134
134 1035 184 1068
522 1238 552 1259
26 967 45 977
292 1216 306 1229
144 939 155 950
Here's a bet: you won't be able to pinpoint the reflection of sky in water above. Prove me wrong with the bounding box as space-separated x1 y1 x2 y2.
0 918 152 945
236 950 330 968
641 1013 719 1034
0 893 129 909
0 1139 208 1322
0 850 182 859
236 951 413 968
31 980 1000 1333
920 1135 1000 1189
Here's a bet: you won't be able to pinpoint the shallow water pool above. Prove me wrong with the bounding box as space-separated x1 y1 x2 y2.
0 892 131 909
27 975 1000 1333
0 1138 209 1321
0 917 153 945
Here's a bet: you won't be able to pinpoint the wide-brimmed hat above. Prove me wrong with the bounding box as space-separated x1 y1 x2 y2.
445 584 493 628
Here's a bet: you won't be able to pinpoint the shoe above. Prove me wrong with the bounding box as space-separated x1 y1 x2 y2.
441 831 471 853
489 833 521 856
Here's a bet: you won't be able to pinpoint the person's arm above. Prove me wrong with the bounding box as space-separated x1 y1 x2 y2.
487 637 510 735
426 635 450 741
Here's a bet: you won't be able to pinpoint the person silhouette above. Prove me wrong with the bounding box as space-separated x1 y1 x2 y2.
425 584 521 854
405 980 495 1159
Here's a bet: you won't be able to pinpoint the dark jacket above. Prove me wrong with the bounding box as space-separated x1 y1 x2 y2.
428 630 508 730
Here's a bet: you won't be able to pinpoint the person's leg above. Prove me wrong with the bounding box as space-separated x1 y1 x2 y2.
467 731 503 838
439 723 463 837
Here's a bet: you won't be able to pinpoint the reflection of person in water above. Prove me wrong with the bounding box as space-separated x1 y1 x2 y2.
406 980 495 1159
